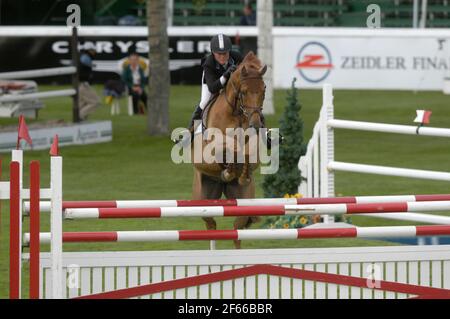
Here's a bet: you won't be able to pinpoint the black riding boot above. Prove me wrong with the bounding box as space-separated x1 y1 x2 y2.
173 105 203 146
188 105 203 131
260 113 270 149
261 114 284 150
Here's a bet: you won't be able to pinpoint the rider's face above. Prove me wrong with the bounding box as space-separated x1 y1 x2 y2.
213 51 230 66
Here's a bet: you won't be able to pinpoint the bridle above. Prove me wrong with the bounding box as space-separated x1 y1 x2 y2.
224 73 265 122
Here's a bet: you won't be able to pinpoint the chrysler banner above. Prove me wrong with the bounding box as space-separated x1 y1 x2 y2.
1 27 450 90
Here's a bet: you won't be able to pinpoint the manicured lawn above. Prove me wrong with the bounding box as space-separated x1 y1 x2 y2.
1 84 449 298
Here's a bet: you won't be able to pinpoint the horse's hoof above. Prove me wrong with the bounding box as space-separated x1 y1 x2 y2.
221 170 234 182
238 176 251 186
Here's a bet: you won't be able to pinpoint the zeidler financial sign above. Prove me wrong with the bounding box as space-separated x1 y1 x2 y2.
274 28 450 90
1 27 450 90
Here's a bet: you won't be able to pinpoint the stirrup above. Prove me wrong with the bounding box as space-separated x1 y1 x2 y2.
172 128 192 147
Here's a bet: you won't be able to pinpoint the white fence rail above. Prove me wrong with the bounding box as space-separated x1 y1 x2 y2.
328 119 450 138
298 84 335 210
0 89 76 103
329 161 450 182
0 67 76 80
0 66 78 118
298 84 450 223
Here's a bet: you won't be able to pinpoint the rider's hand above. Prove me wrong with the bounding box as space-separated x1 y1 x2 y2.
223 64 237 79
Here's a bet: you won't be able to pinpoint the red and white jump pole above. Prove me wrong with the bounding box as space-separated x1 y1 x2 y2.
61 200 450 219
23 224 450 244
23 194 450 213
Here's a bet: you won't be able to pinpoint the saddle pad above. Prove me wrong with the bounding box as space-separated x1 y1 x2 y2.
200 93 220 131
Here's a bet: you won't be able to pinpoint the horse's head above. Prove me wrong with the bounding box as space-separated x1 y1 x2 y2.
229 51 267 130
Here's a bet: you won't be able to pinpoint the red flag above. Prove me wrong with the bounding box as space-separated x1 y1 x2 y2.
17 115 32 149
414 110 432 124
49 135 59 156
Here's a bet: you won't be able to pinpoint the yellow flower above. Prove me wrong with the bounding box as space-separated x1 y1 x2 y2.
283 223 290 229
300 217 308 225
105 95 113 105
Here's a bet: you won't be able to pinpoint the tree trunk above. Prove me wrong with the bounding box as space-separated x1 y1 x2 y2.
147 0 170 135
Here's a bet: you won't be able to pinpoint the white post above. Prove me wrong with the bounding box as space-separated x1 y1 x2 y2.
320 84 334 223
420 0 428 28
50 156 63 299
313 125 320 197
298 158 307 196
413 0 419 28
306 149 313 197
11 150 23 298
320 84 335 198
167 0 174 27
257 0 274 115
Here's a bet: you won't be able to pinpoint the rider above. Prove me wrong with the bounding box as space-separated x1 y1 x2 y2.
176 34 279 147
187 34 243 134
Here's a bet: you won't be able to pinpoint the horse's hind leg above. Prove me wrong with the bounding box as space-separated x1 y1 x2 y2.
193 169 223 231
225 180 257 249
202 217 217 230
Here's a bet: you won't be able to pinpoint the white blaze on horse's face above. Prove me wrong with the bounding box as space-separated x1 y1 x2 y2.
239 65 266 130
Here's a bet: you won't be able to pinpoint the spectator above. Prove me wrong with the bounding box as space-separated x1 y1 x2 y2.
240 3 256 26
122 52 147 115
118 14 142 26
78 43 101 121
104 79 126 105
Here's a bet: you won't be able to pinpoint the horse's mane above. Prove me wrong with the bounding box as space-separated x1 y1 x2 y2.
237 51 262 74
227 51 262 88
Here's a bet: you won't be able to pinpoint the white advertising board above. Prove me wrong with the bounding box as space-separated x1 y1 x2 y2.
273 28 450 90
0 121 112 153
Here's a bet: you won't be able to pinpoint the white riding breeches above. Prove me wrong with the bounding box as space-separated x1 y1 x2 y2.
198 71 227 110
199 71 211 110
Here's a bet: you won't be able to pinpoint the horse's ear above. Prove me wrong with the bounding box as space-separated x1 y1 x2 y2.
259 64 267 76
241 65 248 78
243 51 255 62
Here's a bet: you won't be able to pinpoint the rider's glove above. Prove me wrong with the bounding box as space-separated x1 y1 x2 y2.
223 64 237 80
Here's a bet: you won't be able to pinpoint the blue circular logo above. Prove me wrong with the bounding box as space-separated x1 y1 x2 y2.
296 42 333 83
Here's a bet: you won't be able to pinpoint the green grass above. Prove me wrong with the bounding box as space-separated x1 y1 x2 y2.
1 85 450 298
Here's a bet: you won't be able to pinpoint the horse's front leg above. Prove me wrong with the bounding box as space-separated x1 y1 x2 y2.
202 217 217 230
238 158 251 186
221 163 237 182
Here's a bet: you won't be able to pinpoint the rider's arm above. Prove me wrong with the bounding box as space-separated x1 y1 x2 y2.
231 51 244 65
204 66 225 94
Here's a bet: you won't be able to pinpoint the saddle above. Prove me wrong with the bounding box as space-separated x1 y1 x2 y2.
193 93 219 135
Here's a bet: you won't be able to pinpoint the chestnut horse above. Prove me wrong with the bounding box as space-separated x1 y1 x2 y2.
192 51 267 249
